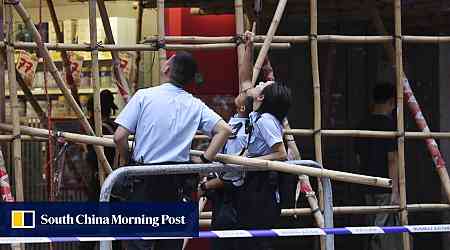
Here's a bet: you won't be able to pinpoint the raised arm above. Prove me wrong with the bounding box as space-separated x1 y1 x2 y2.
235 31 255 107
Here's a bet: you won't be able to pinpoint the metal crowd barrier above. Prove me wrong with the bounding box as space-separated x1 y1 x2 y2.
99 160 334 250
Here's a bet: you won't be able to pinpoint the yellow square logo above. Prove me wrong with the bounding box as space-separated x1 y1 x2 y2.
11 210 35 229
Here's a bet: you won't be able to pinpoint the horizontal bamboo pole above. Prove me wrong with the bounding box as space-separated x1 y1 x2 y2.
0 42 290 52
0 123 115 147
5 125 450 142
0 123 391 188
284 129 450 139
190 150 391 188
1 35 449 53
143 35 450 44
199 203 450 219
0 135 48 141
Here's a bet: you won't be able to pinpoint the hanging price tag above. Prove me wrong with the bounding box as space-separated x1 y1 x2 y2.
15 50 38 87
66 52 84 87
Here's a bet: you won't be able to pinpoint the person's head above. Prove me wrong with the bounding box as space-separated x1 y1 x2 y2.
373 82 396 112
161 51 198 86
87 89 118 118
254 82 292 122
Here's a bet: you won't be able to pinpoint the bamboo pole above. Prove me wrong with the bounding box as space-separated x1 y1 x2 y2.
1 41 290 51
252 0 288 84
200 203 450 219
309 1 327 248
284 120 324 227
135 0 144 92
97 0 131 102
12 0 112 175
234 0 245 90
157 0 166 81
393 0 410 249
0 0 5 126
5 2 24 205
0 123 392 188
46 0 79 104
191 150 391 188
89 0 106 184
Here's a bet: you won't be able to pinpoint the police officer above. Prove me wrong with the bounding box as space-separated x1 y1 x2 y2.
114 51 232 250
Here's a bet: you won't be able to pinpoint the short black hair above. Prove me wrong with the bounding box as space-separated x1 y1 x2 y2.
256 82 292 122
169 51 198 85
373 82 395 104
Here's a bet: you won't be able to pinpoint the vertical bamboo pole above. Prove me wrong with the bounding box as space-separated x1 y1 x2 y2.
46 0 79 104
393 0 410 249
12 1 112 175
251 0 287 85
235 0 245 90
0 0 5 125
157 0 166 81
5 1 24 203
309 0 329 249
97 0 130 101
89 0 105 183
135 0 144 91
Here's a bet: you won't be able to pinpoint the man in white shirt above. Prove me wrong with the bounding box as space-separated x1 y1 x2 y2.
114 51 232 250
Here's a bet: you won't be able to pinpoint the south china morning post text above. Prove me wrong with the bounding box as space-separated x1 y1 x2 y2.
40 213 186 227
0 202 198 237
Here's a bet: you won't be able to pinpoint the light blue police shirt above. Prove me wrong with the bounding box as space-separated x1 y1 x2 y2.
220 116 248 187
247 112 284 158
115 83 222 164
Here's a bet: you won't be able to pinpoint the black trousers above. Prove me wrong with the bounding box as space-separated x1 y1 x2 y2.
125 171 195 250
236 172 281 250
210 189 239 250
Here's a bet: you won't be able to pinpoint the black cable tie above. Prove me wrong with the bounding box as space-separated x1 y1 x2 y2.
96 41 104 49
156 40 166 49
309 33 318 40
313 129 321 136
311 208 321 214
232 35 245 45
394 35 402 40
12 134 21 140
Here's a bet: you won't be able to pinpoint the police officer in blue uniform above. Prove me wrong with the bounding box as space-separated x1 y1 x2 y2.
114 51 232 250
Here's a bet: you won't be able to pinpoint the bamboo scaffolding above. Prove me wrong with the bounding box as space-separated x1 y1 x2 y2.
89 0 105 184
234 0 245 89
368 2 450 205
12 0 112 175
0 123 392 188
200 203 450 219
46 0 79 104
5 2 24 204
252 0 287 84
393 0 410 249
97 0 131 102
157 0 166 80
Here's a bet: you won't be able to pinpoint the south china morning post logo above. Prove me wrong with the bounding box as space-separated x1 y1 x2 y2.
11 210 35 229
0 202 198 237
